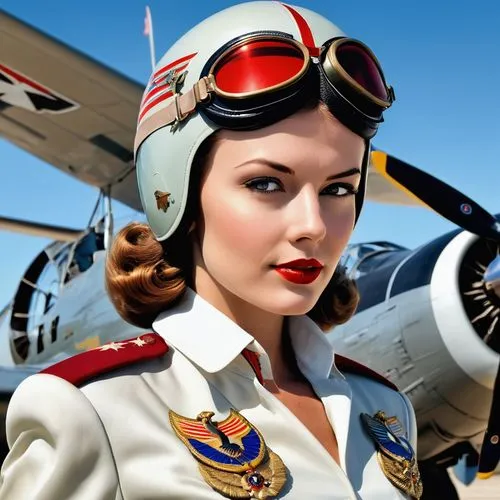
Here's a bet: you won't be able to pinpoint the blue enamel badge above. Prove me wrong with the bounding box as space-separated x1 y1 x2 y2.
361 411 423 499
169 409 286 498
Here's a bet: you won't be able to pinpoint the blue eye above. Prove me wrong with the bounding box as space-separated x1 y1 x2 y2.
245 177 283 193
322 183 358 197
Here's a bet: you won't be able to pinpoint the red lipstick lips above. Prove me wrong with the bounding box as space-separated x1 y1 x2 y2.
273 258 323 285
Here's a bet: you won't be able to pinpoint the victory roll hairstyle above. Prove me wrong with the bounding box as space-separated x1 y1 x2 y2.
106 220 358 331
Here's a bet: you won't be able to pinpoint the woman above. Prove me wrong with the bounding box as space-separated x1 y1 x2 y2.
0 2 422 499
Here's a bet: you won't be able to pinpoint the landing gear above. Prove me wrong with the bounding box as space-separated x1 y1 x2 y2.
419 461 459 500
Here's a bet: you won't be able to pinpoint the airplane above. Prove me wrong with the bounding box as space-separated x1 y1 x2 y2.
0 7 499 500
329 152 500 497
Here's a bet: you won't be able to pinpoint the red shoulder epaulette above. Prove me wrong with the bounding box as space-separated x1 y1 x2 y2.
335 354 398 391
40 333 169 386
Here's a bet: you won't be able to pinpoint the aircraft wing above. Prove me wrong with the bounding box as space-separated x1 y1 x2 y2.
0 9 144 211
0 9 427 213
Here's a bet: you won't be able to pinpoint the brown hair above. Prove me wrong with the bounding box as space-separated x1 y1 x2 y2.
106 105 359 331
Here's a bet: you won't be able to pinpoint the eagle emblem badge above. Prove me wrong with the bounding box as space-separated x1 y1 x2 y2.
169 409 286 499
361 411 423 499
154 190 173 212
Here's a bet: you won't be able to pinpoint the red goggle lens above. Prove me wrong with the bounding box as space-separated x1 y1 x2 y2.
213 39 306 95
336 42 388 101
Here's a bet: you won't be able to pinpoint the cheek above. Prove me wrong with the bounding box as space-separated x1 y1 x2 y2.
200 188 277 261
325 203 356 252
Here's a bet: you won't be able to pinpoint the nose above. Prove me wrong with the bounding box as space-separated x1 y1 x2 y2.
287 187 327 244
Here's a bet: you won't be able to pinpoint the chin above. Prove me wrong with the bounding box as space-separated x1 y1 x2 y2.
257 287 321 316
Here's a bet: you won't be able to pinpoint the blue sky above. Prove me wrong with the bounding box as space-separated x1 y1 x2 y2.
1 0 499 309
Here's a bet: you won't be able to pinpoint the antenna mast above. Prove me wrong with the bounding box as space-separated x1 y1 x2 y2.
144 6 156 71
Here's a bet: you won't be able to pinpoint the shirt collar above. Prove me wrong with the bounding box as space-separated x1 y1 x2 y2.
288 315 341 380
153 288 254 373
152 288 341 380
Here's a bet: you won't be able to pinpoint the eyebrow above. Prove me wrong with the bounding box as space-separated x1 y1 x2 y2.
236 159 361 180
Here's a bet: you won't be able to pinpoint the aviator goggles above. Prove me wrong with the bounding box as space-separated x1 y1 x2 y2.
135 32 395 152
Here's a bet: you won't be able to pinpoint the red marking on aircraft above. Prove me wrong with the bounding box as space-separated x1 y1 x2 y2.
0 63 79 114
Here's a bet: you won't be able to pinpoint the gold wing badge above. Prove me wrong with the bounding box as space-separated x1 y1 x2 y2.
361 411 423 499
169 409 286 499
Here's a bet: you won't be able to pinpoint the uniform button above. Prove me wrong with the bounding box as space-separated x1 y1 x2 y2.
142 334 156 345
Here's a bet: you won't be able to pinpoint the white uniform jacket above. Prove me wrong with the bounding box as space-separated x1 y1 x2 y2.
0 289 420 499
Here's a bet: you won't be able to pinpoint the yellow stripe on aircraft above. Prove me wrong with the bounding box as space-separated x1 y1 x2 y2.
75 336 101 351
370 150 429 209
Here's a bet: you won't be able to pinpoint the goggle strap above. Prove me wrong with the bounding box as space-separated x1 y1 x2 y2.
134 77 213 157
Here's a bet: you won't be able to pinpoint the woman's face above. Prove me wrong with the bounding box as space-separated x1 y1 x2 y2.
193 106 364 317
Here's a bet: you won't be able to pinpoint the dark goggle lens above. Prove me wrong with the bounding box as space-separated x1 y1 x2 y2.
336 42 388 101
212 39 306 95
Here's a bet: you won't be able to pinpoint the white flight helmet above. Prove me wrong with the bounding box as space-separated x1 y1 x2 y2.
135 1 394 241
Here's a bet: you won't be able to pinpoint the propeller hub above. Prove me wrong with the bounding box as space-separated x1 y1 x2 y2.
485 255 500 299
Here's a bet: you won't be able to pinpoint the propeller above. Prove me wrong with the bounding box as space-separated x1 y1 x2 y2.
371 150 500 477
477 367 500 478
370 151 500 243
0 215 83 242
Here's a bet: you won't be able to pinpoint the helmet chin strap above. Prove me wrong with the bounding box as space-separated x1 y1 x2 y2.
134 76 213 158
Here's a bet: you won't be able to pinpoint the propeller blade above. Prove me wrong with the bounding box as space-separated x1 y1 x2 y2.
0 215 83 242
477 365 500 478
371 151 500 242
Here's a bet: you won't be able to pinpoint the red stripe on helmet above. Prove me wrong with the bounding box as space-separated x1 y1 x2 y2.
152 52 197 80
281 3 320 57
142 62 190 104
138 90 173 122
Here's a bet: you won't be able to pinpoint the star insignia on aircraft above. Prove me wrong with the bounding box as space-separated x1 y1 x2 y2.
99 342 126 352
0 63 79 113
